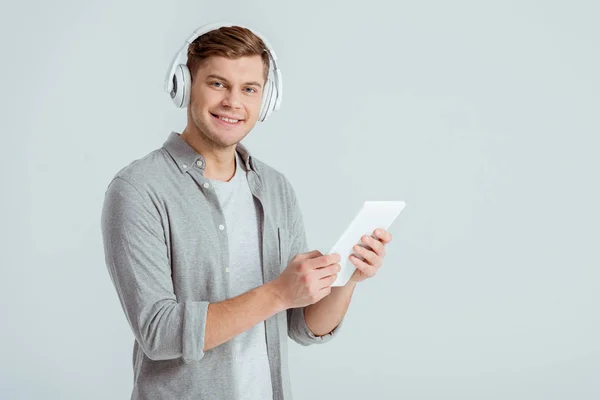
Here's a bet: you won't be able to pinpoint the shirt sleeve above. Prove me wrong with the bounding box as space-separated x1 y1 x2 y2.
101 177 209 363
283 177 344 346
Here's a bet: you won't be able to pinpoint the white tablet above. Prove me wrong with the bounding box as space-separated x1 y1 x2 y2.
329 201 406 287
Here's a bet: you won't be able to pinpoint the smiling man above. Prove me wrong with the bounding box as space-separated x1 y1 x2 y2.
101 24 393 400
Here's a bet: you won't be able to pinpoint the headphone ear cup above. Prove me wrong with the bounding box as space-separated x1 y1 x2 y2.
259 77 274 122
171 64 192 108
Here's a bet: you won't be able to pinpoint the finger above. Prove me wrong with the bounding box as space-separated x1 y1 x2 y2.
349 254 377 278
307 253 341 269
353 244 380 267
318 285 332 297
361 235 385 257
319 273 338 289
317 263 340 279
374 229 392 244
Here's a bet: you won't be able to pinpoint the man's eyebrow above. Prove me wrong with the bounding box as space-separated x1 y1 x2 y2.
206 74 263 88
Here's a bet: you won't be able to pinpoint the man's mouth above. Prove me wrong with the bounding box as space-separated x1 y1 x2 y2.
211 113 244 125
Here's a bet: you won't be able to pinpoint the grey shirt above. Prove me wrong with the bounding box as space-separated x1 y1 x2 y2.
100 132 342 400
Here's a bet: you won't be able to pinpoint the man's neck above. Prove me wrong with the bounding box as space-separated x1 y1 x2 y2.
180 128 237 182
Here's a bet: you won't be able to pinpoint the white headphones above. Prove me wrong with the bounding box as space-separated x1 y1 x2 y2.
164 22 283 122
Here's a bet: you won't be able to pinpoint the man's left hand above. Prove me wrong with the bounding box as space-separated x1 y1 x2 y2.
347 228 392 284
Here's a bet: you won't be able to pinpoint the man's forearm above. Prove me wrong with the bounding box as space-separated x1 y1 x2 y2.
304 281 357 336
204 281 286 351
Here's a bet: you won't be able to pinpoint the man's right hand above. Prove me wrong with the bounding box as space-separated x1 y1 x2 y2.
272 250 341 309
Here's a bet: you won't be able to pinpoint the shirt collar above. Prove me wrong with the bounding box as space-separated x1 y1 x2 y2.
163 131 257 174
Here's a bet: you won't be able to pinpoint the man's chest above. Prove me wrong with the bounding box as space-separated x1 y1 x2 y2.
154 181 286 302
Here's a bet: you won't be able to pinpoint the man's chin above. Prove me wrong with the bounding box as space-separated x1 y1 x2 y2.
206 130 249 149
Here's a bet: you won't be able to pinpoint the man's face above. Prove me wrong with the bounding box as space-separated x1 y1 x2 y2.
187 55 266 149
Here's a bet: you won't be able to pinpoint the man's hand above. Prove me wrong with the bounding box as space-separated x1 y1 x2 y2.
272 251 341 309
348 228 393 284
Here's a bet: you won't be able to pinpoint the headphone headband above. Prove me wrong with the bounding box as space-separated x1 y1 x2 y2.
164 22 282 118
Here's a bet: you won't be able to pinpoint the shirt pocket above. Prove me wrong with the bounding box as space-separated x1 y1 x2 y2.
277 227 290 269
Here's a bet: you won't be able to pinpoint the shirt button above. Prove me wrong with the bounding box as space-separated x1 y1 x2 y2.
225 267 230 273
203 182 210 188
182 164 187 169
196 160 203 167
218 224 225 230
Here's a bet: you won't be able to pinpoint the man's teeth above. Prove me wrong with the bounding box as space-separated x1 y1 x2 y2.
219 116 239 123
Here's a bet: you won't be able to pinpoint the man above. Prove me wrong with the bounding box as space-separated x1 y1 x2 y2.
101 23 393 400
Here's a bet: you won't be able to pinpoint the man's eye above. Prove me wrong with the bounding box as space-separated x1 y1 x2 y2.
245 87 257 93
211 82 223 88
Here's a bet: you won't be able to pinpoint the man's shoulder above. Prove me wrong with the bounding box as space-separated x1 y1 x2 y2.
106 146 173 192
250 156 297 197
250 156 283 180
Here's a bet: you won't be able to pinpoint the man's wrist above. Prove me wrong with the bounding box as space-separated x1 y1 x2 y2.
345 280 358 288
341 279 358 290
264 279 290 312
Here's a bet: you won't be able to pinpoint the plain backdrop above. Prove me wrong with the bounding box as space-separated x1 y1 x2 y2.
1 0 599 399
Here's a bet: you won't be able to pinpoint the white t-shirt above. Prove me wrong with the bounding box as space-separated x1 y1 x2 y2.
210 151 273 400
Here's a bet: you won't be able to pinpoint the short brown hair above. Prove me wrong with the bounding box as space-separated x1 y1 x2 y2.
186 26 270 81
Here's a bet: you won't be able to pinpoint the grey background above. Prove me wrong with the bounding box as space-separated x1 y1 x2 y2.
1 0 598 399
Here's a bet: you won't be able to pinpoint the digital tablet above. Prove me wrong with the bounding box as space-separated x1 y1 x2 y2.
329 201 406 287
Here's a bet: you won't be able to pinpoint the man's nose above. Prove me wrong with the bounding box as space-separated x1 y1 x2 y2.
222 89 243 109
